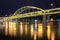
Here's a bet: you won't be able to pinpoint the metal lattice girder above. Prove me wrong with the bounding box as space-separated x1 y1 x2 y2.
13 6 44 15
9 11 60 19
45 8 60 13
9 6 60 19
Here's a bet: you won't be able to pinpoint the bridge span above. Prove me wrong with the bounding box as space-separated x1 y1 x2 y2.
0 6 60 40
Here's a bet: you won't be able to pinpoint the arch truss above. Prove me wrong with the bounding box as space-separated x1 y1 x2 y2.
10 6 60 19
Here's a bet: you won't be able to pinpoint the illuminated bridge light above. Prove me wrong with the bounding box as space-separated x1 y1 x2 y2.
20 22 23 36
34 20 38 40
35 20 38 31
38 23 43 38
50 3 53 7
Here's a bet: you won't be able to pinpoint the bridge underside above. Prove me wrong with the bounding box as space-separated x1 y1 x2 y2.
12 13 60 22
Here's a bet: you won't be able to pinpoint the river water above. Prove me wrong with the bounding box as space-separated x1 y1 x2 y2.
0 21 60 40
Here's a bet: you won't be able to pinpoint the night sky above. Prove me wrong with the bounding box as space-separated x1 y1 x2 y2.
0 0 60 16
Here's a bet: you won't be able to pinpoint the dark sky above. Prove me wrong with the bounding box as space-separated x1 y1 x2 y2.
0 0 60 16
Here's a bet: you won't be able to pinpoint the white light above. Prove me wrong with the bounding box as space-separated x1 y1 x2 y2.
51 3 53 7
35 20 38 30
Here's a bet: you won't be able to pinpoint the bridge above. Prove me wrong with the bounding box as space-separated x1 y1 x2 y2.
8 6 60 19
0 6 60 38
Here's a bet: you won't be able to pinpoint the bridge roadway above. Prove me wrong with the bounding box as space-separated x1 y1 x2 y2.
9 8 60 19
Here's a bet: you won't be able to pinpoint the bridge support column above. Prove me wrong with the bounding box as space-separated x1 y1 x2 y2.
42 12 47 40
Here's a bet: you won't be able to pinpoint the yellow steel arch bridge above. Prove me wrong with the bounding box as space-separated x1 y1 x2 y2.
0 6 60 40
8 6 60 19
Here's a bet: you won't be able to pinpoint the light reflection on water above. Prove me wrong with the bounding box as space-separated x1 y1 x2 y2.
20 22 23 36
25 22 28 35
47 23 51 40
38 23 43 38
4 21 60 40
30 24 34 37
51 31 55 40
34 31 37 40
5 22 8 36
